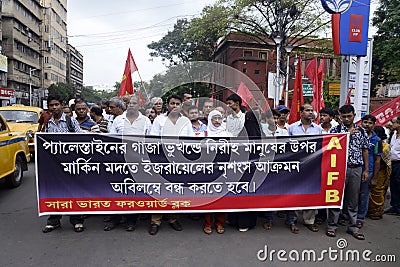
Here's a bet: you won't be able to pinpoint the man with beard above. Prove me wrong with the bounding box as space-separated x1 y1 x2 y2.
188 105 207 136
226 93 245 137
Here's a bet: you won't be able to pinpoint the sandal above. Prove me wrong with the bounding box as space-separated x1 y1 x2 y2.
74 223 84 233
346 230 365 240
42 224 60 233
356 220 363 228
326 229 336 237
289 223 299 234
304 223 319 232
216 225 225 234
104 223 116 231
263 220 273 230
203 226 212 235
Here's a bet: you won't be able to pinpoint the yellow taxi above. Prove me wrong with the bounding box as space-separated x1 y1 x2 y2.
0 114 31 188
0 104 43 155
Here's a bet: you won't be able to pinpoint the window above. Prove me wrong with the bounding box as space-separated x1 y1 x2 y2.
259 52 267 59
243 68 247 73
254 70 260 75
243 51 252 57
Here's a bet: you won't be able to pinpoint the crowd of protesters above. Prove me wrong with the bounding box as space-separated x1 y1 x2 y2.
39 92 400 240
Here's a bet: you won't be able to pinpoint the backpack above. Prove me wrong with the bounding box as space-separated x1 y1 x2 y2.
65 115 75 133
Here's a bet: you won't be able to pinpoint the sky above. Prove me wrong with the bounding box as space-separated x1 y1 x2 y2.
67 0 380 88
67 0 216 88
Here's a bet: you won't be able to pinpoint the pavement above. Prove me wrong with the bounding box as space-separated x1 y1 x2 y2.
0 162 399 267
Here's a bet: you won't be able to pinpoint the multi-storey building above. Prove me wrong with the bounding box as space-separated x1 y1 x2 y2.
40 0 67 92
66 43 83 97
1 0 42 106
0 0 71 107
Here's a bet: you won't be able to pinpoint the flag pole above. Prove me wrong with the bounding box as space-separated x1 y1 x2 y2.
136 70 150 101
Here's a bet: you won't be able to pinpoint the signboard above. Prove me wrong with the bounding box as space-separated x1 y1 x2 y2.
328 83 341 96
329 0 371 56
347 39 373 118
0 88 14 97
388 83 400 98
35 134 348 215
303 84 313 97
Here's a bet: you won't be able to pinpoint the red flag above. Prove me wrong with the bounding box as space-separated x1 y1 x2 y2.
137 91 146 105
288 56 304 124
345 86 353 105
195 99 199 108
236 82 254 107
118 49 138 97
306 58 325 124
355 96 400 126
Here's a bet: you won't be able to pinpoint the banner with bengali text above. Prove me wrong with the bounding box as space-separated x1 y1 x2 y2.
35 133 348 215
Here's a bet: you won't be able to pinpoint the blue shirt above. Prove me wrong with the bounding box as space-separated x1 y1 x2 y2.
366 131 382 173
288 120 323 136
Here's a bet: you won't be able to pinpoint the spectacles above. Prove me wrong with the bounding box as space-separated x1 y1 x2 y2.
129 102 138 105
154 102 162 105
212 116 223 121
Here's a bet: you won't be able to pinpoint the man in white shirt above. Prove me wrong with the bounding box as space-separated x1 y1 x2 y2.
319 108 335 134
105 95 151 232
110 95 152 135
226 93 245 137
262 109 288 136
149 94 193 235
150 95 193 137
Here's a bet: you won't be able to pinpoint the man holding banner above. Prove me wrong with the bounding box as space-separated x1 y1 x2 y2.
42 95 84 233
288 103 323 233
327 105 369 240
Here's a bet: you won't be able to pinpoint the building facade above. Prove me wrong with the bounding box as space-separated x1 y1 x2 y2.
212 32 340 108
1 0 42 106
0 0 76 107
66 43 83 97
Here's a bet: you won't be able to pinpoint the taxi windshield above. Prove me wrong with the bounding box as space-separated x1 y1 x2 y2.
0 110 39 123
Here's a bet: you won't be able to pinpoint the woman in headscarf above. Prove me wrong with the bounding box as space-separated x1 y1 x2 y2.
206 109 232 137
228 109 265 232
202 110 231 235
368 126 392 219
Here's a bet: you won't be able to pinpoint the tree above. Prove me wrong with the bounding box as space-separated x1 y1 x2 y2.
148 2 231 65
230 0 330 49
372 0 400 94
48 83 75 103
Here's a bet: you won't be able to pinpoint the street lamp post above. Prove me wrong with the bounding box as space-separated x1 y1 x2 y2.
284 45 294 107
273 35 283 107
29 68 38 106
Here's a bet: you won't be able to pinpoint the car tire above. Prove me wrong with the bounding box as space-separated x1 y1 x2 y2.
6 155 23 188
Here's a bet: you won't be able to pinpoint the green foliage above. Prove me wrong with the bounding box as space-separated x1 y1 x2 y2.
372 0 400 92
230 0 330 49
148 1 231 65
47 83 75 103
